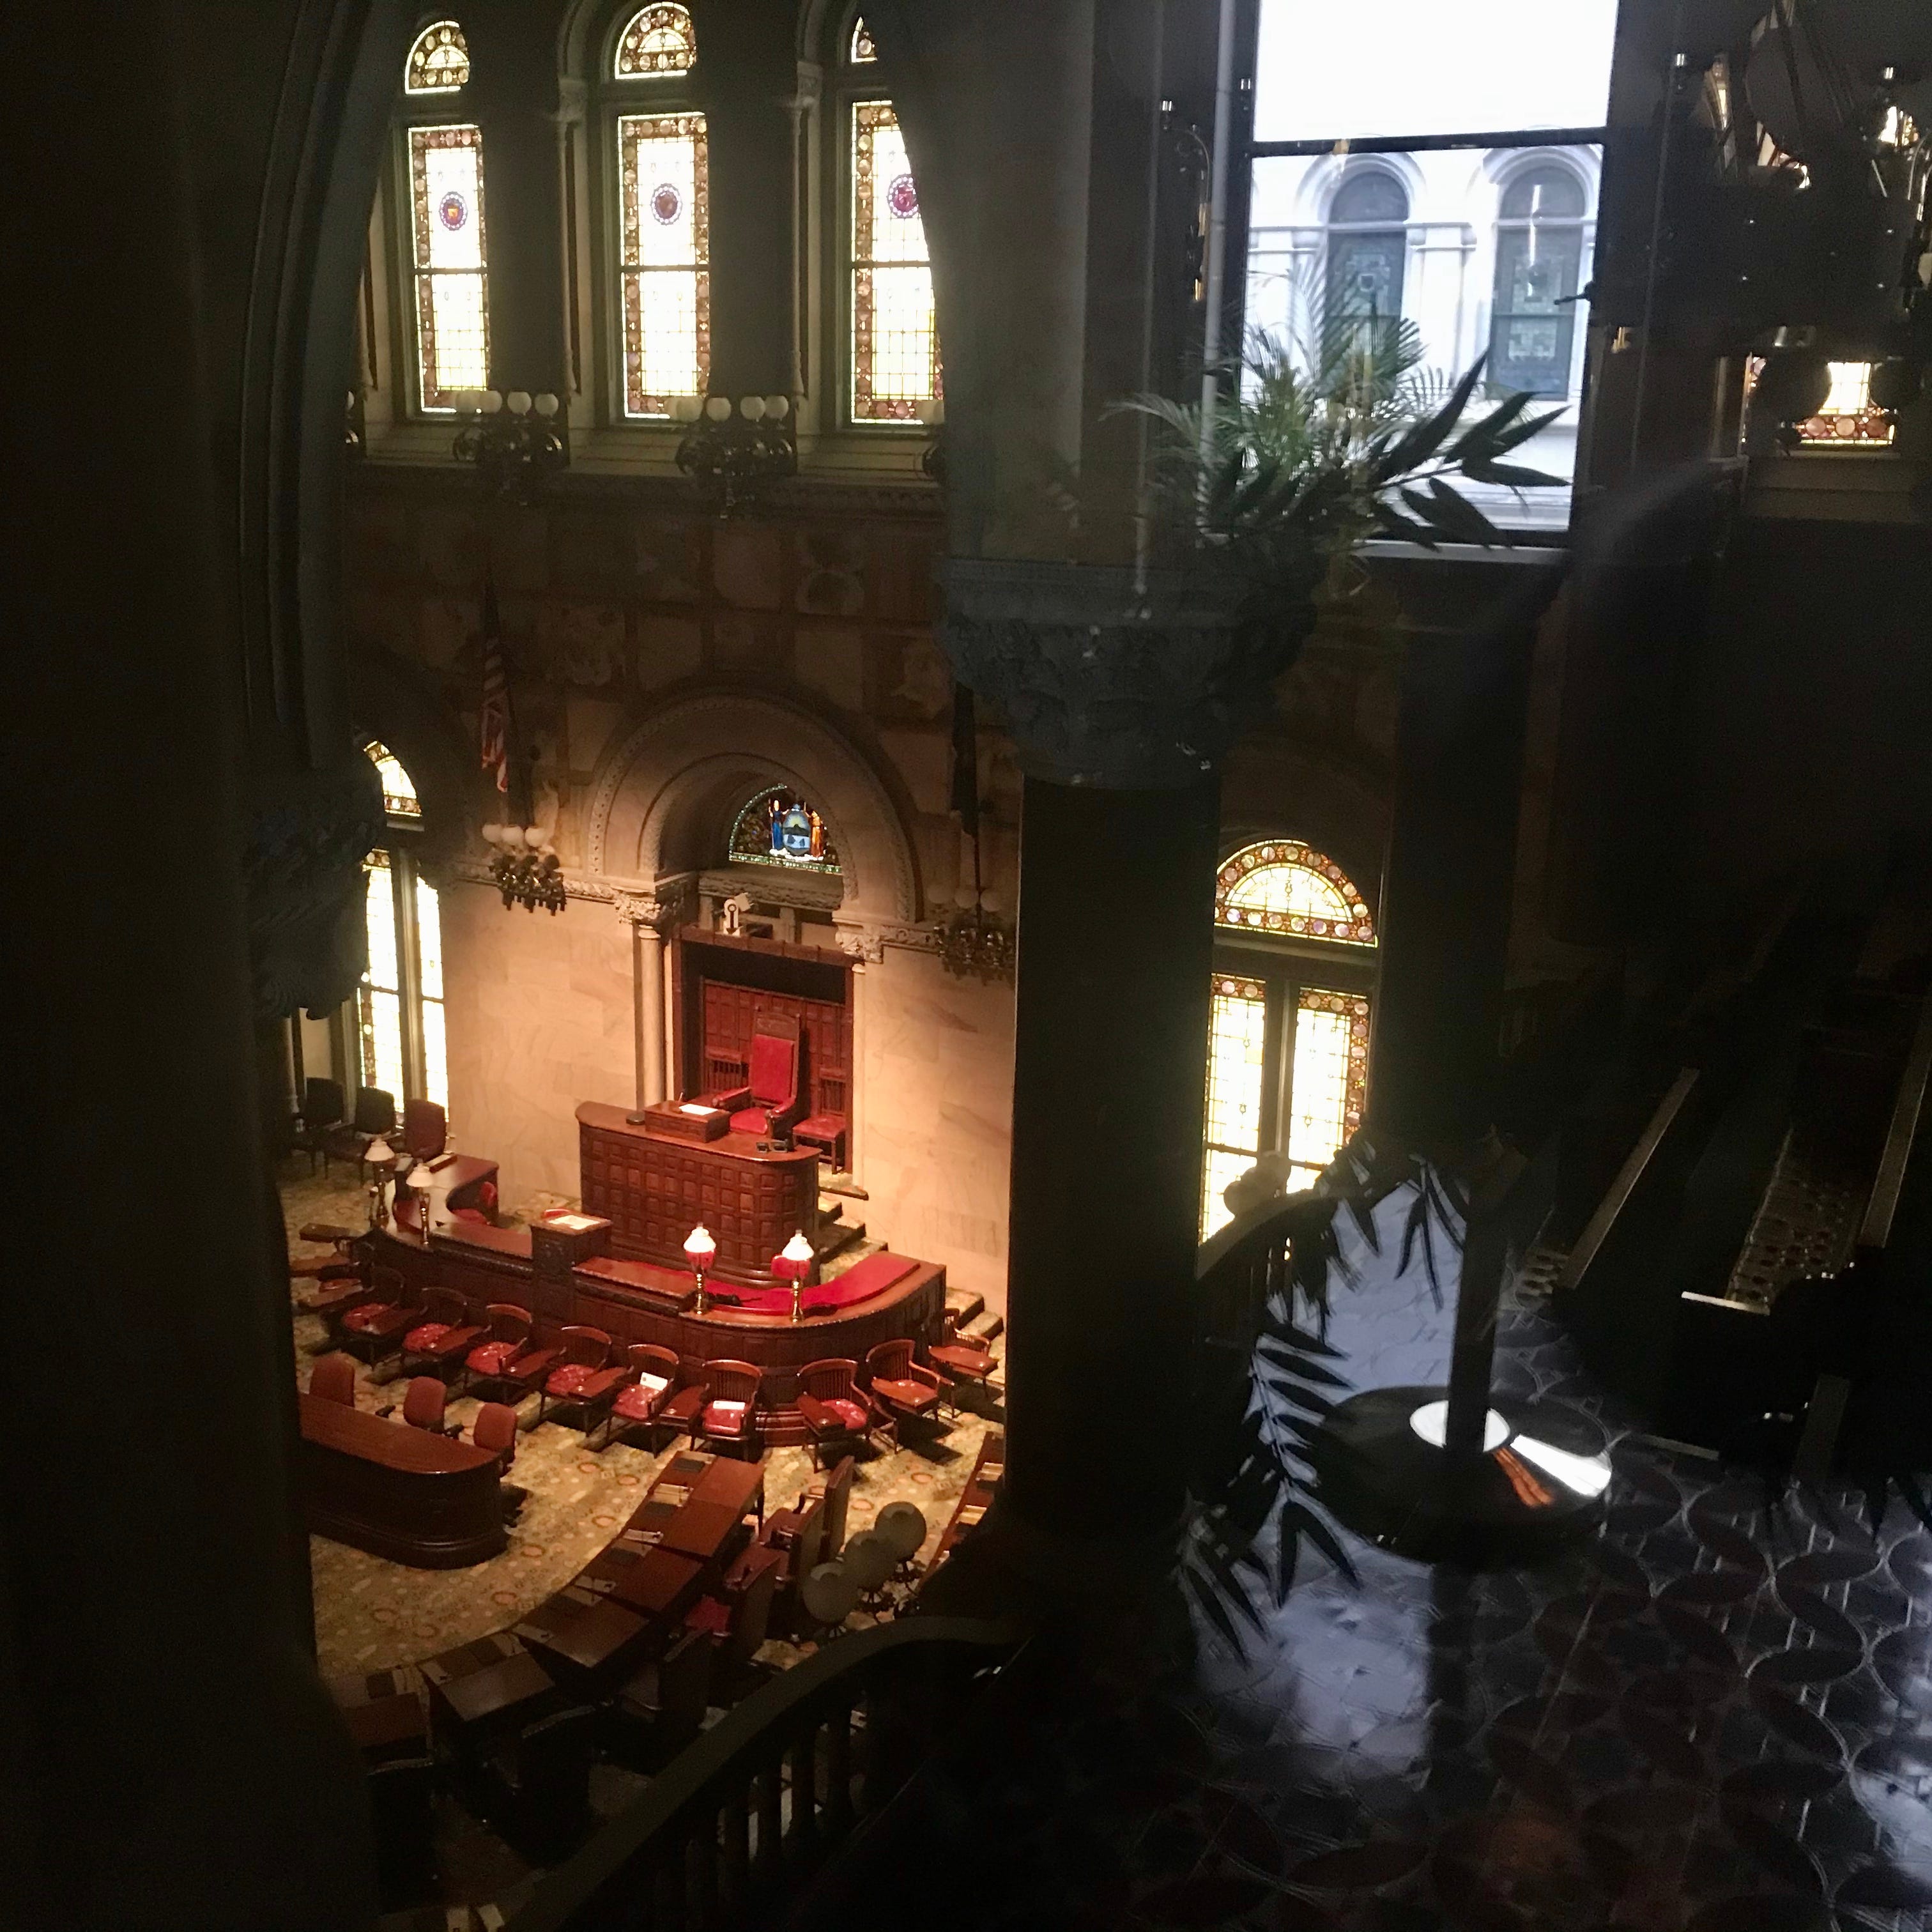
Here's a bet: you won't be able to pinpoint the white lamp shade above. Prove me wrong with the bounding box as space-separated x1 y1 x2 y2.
533 392 560 417
738 395 765 422
526 826 552 852
364 1138 396 1168
671 394 700 421
505 389 532 414
405 1164 437 1190
840 1531 894 1591
954 885 979 910
763 394 790 420
704 395 733 423
801 1562 860 1627
683 1223 717 1265
781 1231 815 1266
875 1501 927 1561
481 389 504 413
979 889 1002 916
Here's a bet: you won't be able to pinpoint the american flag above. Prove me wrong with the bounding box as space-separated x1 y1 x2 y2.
478 579 509 794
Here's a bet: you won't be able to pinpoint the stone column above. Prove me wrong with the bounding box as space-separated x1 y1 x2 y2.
837 927 887 1181
616 893 677 1119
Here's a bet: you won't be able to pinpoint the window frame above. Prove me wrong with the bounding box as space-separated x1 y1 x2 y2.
1486 155 1591 402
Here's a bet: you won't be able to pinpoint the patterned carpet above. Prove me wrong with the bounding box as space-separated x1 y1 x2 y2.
277 1162 1002 1679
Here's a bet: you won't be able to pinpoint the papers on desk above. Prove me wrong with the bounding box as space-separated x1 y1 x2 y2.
544 1211 601 1233
678 1103 720 1117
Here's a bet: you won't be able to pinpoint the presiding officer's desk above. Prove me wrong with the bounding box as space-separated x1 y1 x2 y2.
298 1391 507 1569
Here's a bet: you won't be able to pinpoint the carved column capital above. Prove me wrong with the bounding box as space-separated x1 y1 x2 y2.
940 557 1305 790
834 924 886 965
611 885 685 935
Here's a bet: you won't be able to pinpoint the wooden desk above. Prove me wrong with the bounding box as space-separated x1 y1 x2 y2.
429 1650 555 1740
611 1547 705 1619
578 1101 820 1284
657 1499 742 1563
691 1453 765 1525
515 1597 650 1682
298 1392 505 1569
344 1692 428 1760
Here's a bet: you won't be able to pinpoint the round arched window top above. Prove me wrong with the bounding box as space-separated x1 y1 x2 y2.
405 19 470 93
1215 841 1374 946
849 15 878 63
615 3 695 77
364 740 422 820
1330 172 1409 226
1501 166 1586 221
729 787 841 875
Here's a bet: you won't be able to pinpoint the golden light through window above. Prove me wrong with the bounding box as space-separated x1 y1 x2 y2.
1795 361 1896 447
1216 839 1376 944
618 112 710 415
1287 987 1370 1181
850 15 878 63
615 3 696 77
408 124 489 409
1202 974 1269 1239
404 19 470 94
364 740 421 819
360 852 407 1106
851 102 939 422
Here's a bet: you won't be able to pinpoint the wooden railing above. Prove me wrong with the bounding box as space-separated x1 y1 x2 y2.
504 1616 1022 1932
1195 1192 1310 1351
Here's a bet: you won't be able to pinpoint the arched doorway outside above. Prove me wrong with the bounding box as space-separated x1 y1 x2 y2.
1202 838 1378 1237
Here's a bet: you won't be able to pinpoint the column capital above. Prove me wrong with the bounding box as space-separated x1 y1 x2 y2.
611 884 686 934
834 924 885 965
940 557 1299 790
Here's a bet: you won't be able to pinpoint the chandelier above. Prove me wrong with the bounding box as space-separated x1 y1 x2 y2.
480 823 565 914
936 887 1014 982
673 393 796 515
453 388 567 501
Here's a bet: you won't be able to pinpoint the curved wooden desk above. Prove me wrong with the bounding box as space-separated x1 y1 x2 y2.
300 1392 507 1569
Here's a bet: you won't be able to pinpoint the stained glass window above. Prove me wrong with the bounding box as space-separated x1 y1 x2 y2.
1216 841 1376 946
1202 974 1269 1239
851 102 939 422
360 852 408 1106
849 16 877 63
1490 166 1586 399
408 124 489 410
615 3 696 78
618 112 709 416
1286 988 1370 1182
415 873 449 1111
405 19 470 94
1795 362 1896 447
364 739 421 819
728 787 842 874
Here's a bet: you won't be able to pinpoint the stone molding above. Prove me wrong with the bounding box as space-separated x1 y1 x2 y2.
939 556 1306 790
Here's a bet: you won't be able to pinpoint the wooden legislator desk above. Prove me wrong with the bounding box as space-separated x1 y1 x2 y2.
299 1392 507 1569
577 1101 820 1285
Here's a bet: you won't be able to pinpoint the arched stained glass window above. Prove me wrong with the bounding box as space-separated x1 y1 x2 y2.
407 123 490 408
364 740 422 819
1215 840 1376 946
406 19 470 93
1202 841 1375 1238
728 787 841 874
617 111 709 414
850 102 938 421
1324 170 1409 360
1490 164 1587 399
849 15 878 63
616 3 696 77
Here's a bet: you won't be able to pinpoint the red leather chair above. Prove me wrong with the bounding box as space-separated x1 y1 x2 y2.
339 1266 426 1367
863 1340 944 1432
463 1304 558 1400
401 1097 447 1164
398 1376 458 1436
694 1359 762 1459
309 1354 357 1406
795 1358 891 1466
592 1344 682 1453
471 1401 519 1475
538 1326 627 1431
401 1287 486 1379
702 1015 806 1140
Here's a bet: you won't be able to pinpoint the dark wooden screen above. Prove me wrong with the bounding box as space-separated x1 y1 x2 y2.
698 980 852 1121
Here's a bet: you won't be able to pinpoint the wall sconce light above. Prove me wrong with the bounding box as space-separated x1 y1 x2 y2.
480 822 565 914
937 885 1014 983
673 392 797 516
453 388 567 501
683 1222 717 1314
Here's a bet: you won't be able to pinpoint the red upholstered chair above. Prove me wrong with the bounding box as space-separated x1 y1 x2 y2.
591 1344 682 1453
401 1097 447 1164
703 1016 806 1140
863 1339 944 1433
538 1326 627 1431
463 1304 559 1400
450 1177 498 1227
471 1402 519 1475
793 1113 848 1170
339 1266 427 1367
309 1353 357 1406
683 1545 782 1699
401 1286 486 1379
399 1376 459 1436
795 1358 892 1466
694 1359 762 1459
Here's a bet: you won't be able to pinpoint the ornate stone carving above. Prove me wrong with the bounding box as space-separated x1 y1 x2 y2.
611 882 690 933
940 557 1307 790
834 926 887 964
244 754 387 1021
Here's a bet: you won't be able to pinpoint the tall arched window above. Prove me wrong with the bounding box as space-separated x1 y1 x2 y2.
843 18 939 423
610 4 709 416
400 21 489 411
1202 841 1376 1238
358 742 448 1116
1324 171 1409 359
1489 165 1587 399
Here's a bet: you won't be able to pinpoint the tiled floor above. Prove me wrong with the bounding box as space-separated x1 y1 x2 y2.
880 1238 1932 1932
278 1162 1002 1678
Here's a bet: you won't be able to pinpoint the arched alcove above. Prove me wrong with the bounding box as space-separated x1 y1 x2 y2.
586 689 921 926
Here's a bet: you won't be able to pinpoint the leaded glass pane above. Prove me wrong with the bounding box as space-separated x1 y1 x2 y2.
364 740 421 819
1202 974 1268 1239
1286 988 1370 1181
615 3 696 78
618 112 709 416
729 787 841 873
1795 361 1896 446
850 17 877 63
1489 168 1584 399
360 854 406 1104
851 102 939 422
415 873 445 1000
405 20 470 94
1216 841 1376 946
408 125 489 410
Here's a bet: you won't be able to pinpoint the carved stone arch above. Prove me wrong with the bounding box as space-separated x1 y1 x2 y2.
586 689 922 924
346 648 480 862
796 0 857 65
